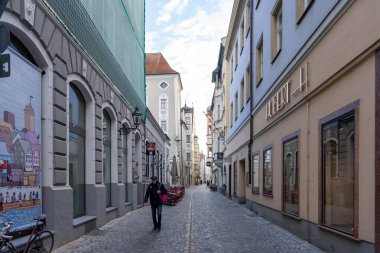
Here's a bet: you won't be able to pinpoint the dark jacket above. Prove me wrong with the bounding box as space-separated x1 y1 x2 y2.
144 182 167 206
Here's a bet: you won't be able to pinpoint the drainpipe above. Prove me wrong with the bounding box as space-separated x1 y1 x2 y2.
248 0 254 209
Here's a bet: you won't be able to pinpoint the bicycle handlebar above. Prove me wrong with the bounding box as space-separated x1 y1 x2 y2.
0 222 13 240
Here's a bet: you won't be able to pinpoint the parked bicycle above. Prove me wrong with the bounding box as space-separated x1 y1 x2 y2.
0 214 54 253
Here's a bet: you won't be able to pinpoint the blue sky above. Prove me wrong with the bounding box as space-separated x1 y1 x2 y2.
146 0 233 153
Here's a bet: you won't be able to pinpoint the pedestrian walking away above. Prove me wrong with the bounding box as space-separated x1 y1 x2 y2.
144 176 167 231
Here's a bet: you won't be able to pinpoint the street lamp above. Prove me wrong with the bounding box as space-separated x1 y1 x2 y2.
119 107 142 134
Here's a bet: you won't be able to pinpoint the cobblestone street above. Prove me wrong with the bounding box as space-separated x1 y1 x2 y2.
53 186 325 253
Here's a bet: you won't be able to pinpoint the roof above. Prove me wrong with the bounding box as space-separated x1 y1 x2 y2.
146 53 178 75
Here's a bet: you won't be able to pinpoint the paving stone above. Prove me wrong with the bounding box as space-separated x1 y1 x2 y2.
53 187 325 253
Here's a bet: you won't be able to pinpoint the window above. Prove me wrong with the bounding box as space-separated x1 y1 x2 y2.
246 1 251 35
240 20 244 53
322 112 355 235
185 116 191 125
160 120 167 132
217 105 220 120
234 93 238 121
235 41 238 69
160 98 167 110
283 137 299 216
159 82 168 90
234 162 237 196
240 79 244 112
103 110 112 208
187 153 191 161
122 127 129 202
230 103 233 127
25 154 33 170
252 154 259 193
186 135 191 143
208 148 212 158
69 84 86 217
271 0 282 61
33 153 39 166
296 0 313 23
256 34 263 86
263 148 273 196
230 56 234 83
256 0 261 8
246 64 251 102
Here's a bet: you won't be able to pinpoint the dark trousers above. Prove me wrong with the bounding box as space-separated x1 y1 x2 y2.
151 204 162 228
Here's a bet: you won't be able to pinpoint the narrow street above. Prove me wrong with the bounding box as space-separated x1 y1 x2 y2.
53 186 324 253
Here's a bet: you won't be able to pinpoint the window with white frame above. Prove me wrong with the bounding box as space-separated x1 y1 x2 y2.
246 64 251 102
246 0 251 35
161 98 167 110
296 0 313 22
230 103 234 127
235 92 238 121
160 120 167 132
159 82 169 90
240 78 244 112
256 34 263 86
271 0 282 61
235 41 238 69
240 20 244 53
25 154 33 170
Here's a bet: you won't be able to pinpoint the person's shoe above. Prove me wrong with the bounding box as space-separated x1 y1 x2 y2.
153 227 158 231
157 226 161 231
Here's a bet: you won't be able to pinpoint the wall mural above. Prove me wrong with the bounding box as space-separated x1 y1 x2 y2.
0 48 41 231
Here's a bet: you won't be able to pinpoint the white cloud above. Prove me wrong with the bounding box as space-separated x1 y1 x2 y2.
156 0 189 25
155 0 233 153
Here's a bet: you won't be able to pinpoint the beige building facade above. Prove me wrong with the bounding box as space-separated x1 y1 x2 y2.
247 0 380 252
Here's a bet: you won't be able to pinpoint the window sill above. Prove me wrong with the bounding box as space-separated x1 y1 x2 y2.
318 225 360 242
246 97 251 104
282 212 301 221
271 49 281 64
240 107 244 113
256 77 263 87
73 215 96 227
246 28 250 38
125 202 133 207
252 189 260 195
263 193 273 197
106 206 117 213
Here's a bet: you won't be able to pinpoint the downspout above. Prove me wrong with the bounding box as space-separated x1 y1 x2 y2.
248 0 253 209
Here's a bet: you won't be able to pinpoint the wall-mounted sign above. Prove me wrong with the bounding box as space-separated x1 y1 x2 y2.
206 161 212 166
146 142 155 155
266 62 309 121
266 81 290 120
0 54 10 78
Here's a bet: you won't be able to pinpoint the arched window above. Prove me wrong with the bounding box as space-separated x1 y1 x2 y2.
103 110 112 207
122 124 130 202
69 84 86 218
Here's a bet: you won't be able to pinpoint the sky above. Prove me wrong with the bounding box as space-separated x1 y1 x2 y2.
146 0 233 154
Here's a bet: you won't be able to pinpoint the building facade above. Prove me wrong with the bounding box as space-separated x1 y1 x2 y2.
146 53 183 185
210 37 228 193
247 0 380 252
0 0 146 247
224 0 252 203
193 135 200 184
181 104 196 185
145 110 170 185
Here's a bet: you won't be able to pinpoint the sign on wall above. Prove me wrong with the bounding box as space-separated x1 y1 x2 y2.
146 142 155 155
0 48 41 230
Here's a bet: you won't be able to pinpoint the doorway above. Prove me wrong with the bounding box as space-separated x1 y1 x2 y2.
238 159 246 204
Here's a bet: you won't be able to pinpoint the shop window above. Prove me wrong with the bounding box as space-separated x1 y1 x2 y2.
252 154 259 193
322 112 355 235
103 110 112 208
122 125 130 202
69 84 86 218
283 137 299 216
263 148 273 196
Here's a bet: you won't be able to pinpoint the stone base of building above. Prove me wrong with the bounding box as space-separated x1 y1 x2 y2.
246 200 374 253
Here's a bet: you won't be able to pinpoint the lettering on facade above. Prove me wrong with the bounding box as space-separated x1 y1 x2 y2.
266 81 290 120
291 62 309 96
266 62 309 121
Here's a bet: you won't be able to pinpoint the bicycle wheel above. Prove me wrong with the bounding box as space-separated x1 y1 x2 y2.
26 231 54 253
0 242 17 253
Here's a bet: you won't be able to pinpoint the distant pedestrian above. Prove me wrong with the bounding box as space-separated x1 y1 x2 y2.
144 176 167 231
